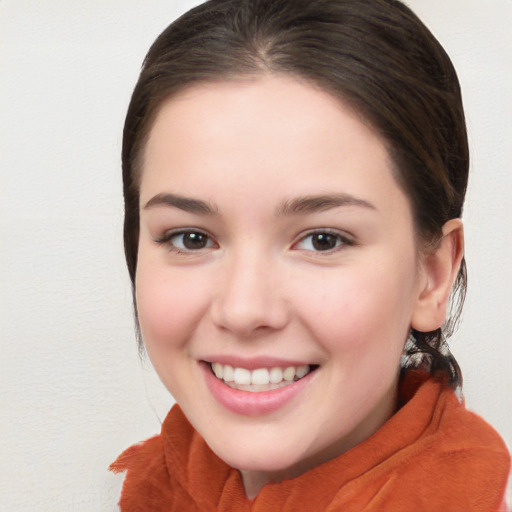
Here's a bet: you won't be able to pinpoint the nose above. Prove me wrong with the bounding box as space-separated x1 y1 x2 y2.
211 248 290 337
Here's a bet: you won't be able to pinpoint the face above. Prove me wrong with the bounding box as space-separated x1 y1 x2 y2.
136 75 426 494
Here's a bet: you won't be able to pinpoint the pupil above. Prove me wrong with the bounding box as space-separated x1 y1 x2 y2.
183 232 207 249
312 233 337 251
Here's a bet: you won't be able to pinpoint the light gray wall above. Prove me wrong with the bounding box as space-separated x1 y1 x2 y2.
1 1 510 509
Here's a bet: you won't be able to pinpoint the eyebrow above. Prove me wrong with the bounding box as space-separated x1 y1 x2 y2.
143 192 376 217
143 193 218 215
276 193 376 216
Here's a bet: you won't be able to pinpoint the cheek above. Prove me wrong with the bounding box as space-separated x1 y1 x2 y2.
292 257 417 356
135 264 211 351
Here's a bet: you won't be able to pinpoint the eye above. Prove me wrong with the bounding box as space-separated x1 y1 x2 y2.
294 230 352 252
155 229 216 252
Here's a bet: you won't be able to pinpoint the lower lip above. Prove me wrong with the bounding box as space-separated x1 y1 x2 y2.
201 362 315 417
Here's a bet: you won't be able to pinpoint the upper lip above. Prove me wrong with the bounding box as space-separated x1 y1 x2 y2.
200 355 316 370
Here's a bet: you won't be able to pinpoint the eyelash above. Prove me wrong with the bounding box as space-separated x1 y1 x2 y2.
293 229 355 253
154 228 355 254
154 229 216 254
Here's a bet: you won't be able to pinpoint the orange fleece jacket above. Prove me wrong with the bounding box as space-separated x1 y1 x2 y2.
111 372 510 511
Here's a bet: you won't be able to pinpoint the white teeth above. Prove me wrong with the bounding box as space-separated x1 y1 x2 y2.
211 363 313 387
212 362 223 379
283 367 295 381
233 367 251 385
296 364 309 379
251 368 270 385
223 364 234 382
269 367 283 384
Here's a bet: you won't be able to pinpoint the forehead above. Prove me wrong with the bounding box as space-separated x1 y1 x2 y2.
140 75 410 221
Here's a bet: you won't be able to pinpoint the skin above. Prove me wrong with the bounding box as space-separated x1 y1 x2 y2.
135 75 463 499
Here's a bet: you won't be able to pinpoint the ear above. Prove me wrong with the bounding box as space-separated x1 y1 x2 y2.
411 219 464 332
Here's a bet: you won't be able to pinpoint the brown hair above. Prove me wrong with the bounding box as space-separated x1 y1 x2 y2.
122 0 468 386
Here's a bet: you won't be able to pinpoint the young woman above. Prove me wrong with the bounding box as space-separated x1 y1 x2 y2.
110 0 510 509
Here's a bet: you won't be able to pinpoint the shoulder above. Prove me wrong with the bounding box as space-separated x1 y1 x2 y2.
430 387 510 478
339 373 512 512
110 434 164 477
109 407 205 511
387 379 510 511
110 435 176 511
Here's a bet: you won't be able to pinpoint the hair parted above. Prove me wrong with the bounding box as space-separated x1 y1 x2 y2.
122 0 469 387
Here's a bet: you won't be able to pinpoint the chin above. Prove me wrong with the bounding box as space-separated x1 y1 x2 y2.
207 432 312 475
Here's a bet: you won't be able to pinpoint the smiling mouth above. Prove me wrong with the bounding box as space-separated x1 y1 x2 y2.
209 362 318 392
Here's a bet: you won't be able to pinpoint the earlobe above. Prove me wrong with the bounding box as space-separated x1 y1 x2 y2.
411 219 464 333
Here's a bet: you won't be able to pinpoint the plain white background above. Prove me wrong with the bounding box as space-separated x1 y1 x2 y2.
1 1 510 510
